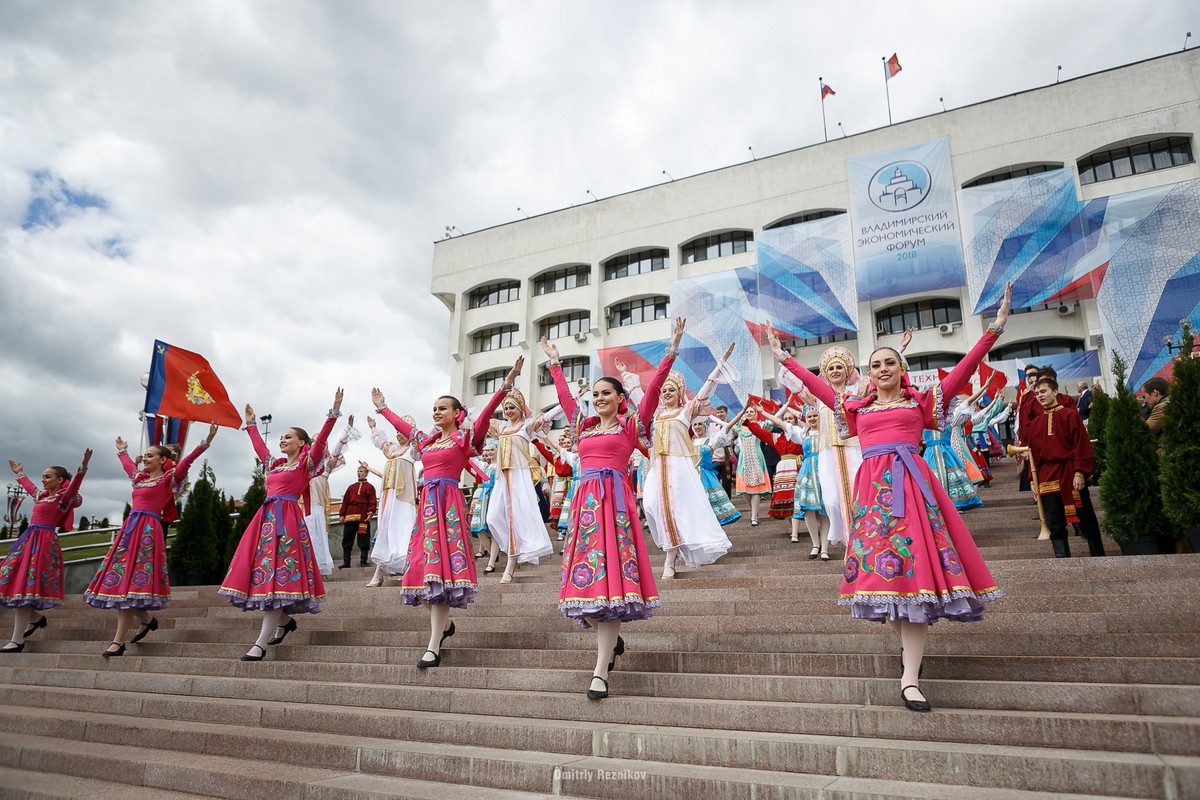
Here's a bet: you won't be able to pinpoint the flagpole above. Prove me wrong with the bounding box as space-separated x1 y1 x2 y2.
819 77 828 142
882 57 892 125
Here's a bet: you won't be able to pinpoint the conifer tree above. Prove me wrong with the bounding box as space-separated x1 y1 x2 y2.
1160 322 1200 534
226 467 266 564
1086 387 1111 479
170 461 221 583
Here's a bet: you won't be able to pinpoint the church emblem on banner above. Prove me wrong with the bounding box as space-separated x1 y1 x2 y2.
870 161 931 212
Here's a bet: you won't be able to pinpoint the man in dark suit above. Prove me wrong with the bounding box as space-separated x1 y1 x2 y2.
1076 381 1093 423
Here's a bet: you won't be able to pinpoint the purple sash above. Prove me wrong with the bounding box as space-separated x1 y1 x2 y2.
860 442 935 518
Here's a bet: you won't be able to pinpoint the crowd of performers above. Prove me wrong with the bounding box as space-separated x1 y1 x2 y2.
1 283 1103 710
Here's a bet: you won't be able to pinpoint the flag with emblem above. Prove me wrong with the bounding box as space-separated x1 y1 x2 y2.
144 340 242 427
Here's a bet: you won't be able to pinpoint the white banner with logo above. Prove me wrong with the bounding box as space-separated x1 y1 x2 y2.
846 136 966 302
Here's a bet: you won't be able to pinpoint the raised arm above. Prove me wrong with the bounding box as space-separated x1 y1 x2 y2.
939 284 1011 401
173 423 218 487
615 358 646 406
115 437 138 479
540 338 582 422
57 449 92 510
10 460 38 497
767 326 839 410
307 388 344 466
244 403 272 463
372 389 417 441
360 460 383 479
471 356 522 452
329 415 360 459
692 342 736 410
638 318 685 424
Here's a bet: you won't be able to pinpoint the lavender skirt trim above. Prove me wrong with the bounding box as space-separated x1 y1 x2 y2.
560 597 662 629
0 595 63 612
217 587 322 615
401 578 478 609
839 588 1003 624
83 592 170 612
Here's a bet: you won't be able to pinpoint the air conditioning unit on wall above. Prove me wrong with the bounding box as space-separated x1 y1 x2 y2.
938 323 955 336
573 332 588 342
1057 303 1078 316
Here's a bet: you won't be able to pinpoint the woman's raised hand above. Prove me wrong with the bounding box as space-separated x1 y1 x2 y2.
81 448 93 469
371 387 386 411
671 317 686 349
538 336 559 360
996 282 1014 329
332 388 344 415
115 437 128 454
204 423 219 445
504 355 524 387
244 404 256 425
613 357 627 373
8 460 22 475
366 416 376 429
721 341 736 361
765 325 784 357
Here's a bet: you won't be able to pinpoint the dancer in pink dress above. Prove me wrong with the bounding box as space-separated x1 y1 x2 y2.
219 389 343 662
2 449 91 653
538 318 683 700
86 423 219 657
371 357 518 669
767 284 1012 713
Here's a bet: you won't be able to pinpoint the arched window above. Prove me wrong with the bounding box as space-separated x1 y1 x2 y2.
474 368 508 396
1078 136 1193 185
962 163 1063 188
539 311 590 340
607 296 669 329
785 331 857 349
603 248 668 281
467 279 520 309
533 264 590 295
874 298 962 335
470 324 519 354
540 356 589 386
990 338 1085 361
680 230 754 264
764 209 846 230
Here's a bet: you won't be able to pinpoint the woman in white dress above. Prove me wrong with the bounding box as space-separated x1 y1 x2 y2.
618 342 736 579
305 417 359 577
485 386 555 584
363 414 418 587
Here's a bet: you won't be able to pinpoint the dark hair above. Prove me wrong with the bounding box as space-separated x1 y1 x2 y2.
868 346 902 365
594 376 626 397
714 405 728 413
1141 377 1170 396
1039 365 1058 380
149 445 173 460
289 427 312 445
47 466 70 481
1035 376 1059 392
437 395 463 412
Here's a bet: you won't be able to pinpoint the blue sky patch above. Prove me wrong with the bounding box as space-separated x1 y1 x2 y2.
21 169 108 230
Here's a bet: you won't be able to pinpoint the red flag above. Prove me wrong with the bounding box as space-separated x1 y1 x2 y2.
820 82 836 100
885 53 902 80
746 394 782 414
144 340 242 427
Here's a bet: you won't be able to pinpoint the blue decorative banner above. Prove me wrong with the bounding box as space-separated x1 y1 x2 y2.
846 136 966 301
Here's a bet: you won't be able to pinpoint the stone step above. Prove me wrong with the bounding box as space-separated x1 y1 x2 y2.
3 680 1197 757
0 766 206 800
0 706 1185 799
4 658 1198 717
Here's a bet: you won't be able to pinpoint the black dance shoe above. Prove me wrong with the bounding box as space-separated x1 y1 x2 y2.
0 641 25 654
586 676 609 700
417 649 441 669
240 644 266 662
440 621 456 646
608 635 625 672
267 618 297 646
102 642 126 658
23 615 47 639
901 685 932 712
129 617 158 644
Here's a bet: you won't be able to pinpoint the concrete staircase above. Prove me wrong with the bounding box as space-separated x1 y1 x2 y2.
1 461 1198 799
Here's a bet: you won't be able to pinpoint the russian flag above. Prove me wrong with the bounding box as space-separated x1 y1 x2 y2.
144 340 242 427
885 53 902 79
821 82 835 100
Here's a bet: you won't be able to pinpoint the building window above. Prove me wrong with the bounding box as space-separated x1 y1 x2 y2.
1078 136 1193 185
906 352 965 371
680 231 754 264
874 298 963 335
540 356 589 386
608 296 669 329
764 209 846 230
603 248 668 281
539 311 590 340
475 368 508 395
533 264 590 295
471 324 518 354
786 331 857 349
467 280 520 309
990 338 1085 361
962 163 1063 188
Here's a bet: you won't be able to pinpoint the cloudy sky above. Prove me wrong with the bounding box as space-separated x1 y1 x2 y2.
1 0 1194 522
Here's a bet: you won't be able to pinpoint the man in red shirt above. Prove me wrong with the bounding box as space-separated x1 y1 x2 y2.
339 465 377 568
1024 376 1105 558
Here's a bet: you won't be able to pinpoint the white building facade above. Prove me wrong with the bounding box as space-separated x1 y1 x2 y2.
432 50 1200 412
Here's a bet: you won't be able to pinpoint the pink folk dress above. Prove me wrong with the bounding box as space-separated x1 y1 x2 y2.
380 389 504 609
0 466 87 610
218 416 335 615
549 352 675 627
780 328 1005 624
84 443 208 610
